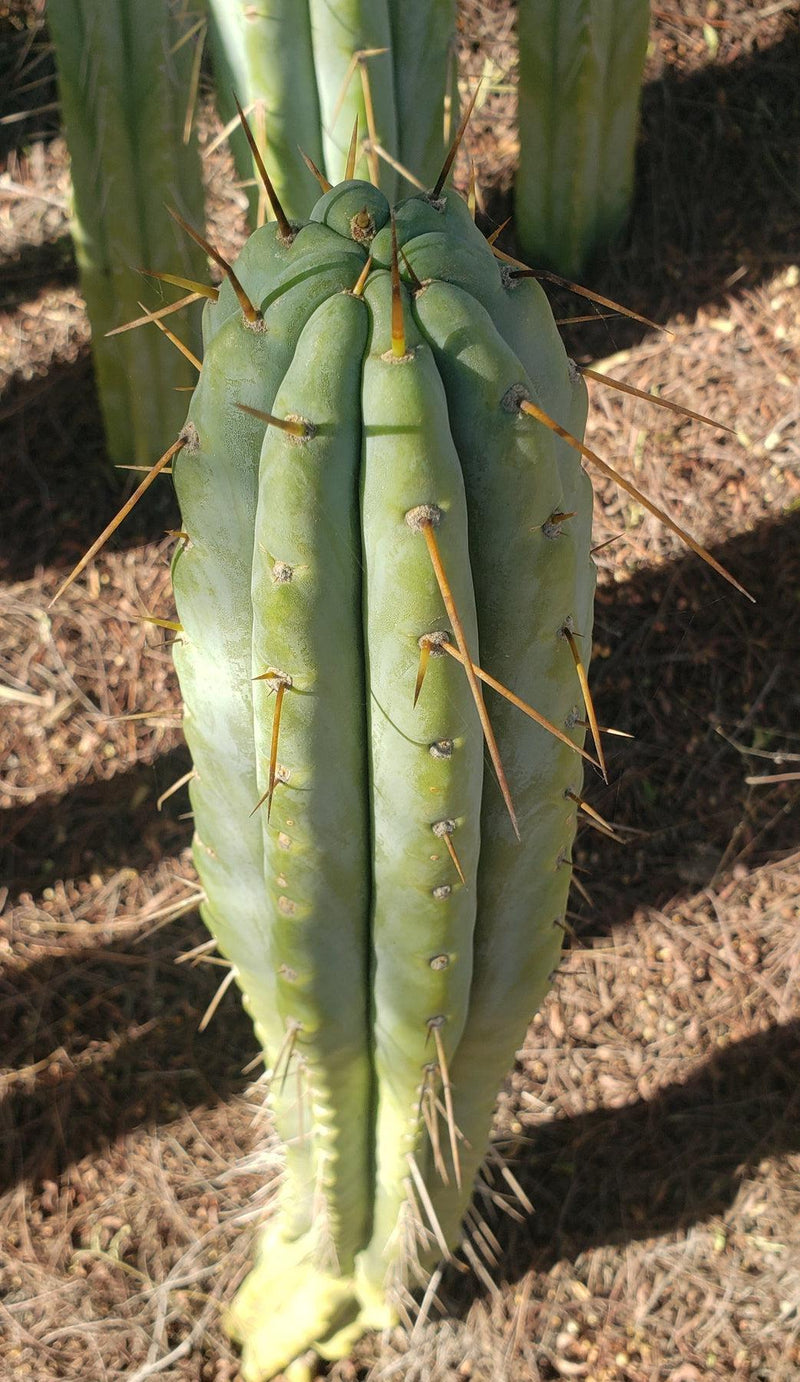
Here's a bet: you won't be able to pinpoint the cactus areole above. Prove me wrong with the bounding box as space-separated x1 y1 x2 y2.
170 176 594 1379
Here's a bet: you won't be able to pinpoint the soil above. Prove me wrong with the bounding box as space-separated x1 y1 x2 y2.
1 2 799 1379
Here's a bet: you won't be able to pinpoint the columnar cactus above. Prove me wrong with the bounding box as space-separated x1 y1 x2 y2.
204 0 457 220
164 161 596 1378
48 0 206 468
50 97 750 1374
516 0 651 277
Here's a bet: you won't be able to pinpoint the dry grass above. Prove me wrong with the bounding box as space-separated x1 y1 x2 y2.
1 1 799 1379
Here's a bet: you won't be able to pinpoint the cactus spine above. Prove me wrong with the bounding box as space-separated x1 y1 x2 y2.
203 0 456 220
203 0 326 220
165 166 593 1379
48 0 206 468
516 0 651 277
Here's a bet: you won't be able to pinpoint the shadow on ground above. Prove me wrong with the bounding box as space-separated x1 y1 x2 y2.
1 745 193 896
573 509 800 932
0 11 59 164
0 918 254 1193
0 354 181 584
435 1016 800 1317
0 234 76 311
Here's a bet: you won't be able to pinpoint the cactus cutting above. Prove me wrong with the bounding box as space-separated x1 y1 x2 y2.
49 92 752 1382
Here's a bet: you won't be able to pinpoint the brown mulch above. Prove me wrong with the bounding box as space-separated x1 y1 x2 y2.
1 1 799 1380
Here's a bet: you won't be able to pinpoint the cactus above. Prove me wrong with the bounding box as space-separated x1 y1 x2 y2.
516 0 651 277
203 0 457 221
164 153 599 1376
48 0 207 469
51 98 750 1381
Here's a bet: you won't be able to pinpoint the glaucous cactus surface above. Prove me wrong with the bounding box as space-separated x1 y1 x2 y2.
516 0 651 277
48 0 206 468
169 173 596 1379
204 0 457 221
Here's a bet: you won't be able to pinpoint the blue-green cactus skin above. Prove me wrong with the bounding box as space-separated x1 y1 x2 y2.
516 0 651 277
48 0 206 467
204 0 457 225
168 180 593 1380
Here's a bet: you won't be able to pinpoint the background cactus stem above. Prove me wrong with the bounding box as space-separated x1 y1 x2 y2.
515 0 652 277
47 0 206 468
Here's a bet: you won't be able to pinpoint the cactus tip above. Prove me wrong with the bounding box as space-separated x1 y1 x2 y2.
541 510 577 539
466 160 477 220
413 637 432 707
504 263 670 337
356 52 381 187
398 245 424 293
198 964 237 1031
251 672 291 822
566 788 625 843
433 819 466 887
136 300 202 372
141 614 183 633
261 1019 302 1096
440 640 600 771
581 366 737 435
298 145 332 193
570 872 595 910
406 1153 452 1260
156 767 196 812
351 255 373 298
138 267 219 302
421 1068 449 1185
427 1020 462 1190
236 401 314 440
106 291 205 338
486 216 511 247
559 621 607 783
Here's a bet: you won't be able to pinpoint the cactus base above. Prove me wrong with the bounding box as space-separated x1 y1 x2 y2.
226 1230 372 1380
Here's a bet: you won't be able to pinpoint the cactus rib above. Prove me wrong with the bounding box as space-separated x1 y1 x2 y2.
205 0 457 224
516 0 652 276
48 0 206 467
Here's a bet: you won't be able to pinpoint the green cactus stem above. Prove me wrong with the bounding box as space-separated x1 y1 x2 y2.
48 0 206 469
388 0 458 191
203 0 325 221
156 162 595 1376
51 107 755 1373
203 0 456 222
46 44 759 1366
516 0 651 277
50 113 753 1370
